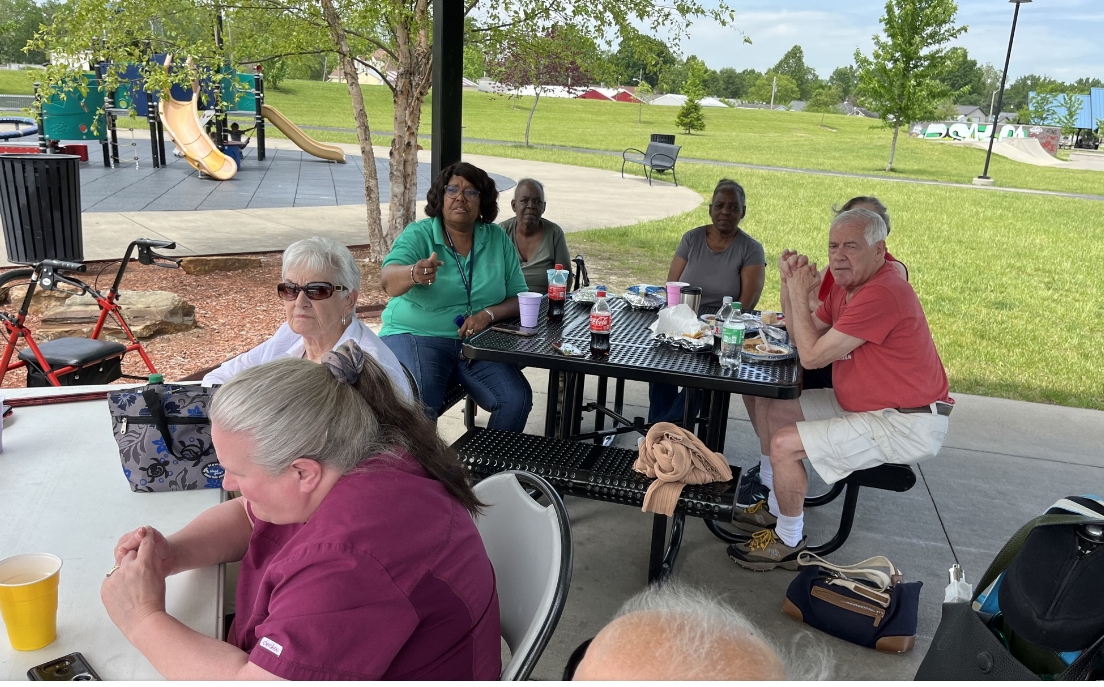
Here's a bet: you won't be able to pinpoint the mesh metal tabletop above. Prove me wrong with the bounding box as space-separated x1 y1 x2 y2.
464 297 800 398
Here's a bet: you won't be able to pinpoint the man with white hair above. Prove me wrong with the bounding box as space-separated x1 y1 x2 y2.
572 582 828 680
729 208 952 570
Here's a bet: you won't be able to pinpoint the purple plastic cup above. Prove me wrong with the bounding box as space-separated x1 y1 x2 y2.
666 282 689 308
518 292 542 327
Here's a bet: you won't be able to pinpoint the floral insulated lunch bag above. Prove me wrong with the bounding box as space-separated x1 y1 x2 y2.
107 384 223 492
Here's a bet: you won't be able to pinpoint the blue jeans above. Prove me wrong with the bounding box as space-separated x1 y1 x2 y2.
648 383 700 425
382 334 532 433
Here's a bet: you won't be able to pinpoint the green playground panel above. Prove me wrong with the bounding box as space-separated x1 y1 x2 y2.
42 73 105 140
220 72 256 112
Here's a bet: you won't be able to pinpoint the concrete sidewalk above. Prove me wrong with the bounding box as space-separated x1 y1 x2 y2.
432 369 1104 680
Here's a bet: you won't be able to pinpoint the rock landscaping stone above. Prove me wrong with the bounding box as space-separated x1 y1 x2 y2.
180 256 262 275
37 291 196 341
4 285 73 315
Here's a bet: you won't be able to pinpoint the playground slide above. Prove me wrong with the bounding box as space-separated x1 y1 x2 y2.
262 105 346 163
158 56 237 180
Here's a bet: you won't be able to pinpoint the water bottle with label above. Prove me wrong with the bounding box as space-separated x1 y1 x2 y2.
719 303 745 370
712 296 734 356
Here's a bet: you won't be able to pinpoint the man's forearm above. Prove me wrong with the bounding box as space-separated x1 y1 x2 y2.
785 281 823 358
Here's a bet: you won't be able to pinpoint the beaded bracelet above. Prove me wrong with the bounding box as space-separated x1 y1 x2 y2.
410 264 417 284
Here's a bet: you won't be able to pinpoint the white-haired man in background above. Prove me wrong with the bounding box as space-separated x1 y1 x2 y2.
729 208 952 571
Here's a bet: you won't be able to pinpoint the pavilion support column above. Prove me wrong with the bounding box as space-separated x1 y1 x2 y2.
431 0 464 180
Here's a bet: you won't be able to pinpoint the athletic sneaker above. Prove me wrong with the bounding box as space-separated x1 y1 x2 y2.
735 464 771 507
728 529 807 571
732 499 777 533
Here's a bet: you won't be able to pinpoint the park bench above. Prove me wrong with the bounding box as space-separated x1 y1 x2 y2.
453 426 919 582
621 141 681 186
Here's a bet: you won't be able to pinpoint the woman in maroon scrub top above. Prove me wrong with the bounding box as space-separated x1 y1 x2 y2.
100 343 501 680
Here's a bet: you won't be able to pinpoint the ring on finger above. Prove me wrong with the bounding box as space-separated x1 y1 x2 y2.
106 564 120 578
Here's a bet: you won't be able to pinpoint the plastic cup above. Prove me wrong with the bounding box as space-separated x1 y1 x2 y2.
517 292 542 328
666 282 689 308
0 553 63 651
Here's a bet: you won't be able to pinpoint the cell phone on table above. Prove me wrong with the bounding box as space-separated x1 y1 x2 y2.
490 323 539 336
27 652 101 681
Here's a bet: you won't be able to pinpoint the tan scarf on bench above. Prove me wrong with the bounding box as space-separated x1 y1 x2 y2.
633 422 732 516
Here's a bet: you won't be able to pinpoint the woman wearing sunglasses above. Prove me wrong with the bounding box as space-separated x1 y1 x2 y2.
379 162 532 432
202 236 411 399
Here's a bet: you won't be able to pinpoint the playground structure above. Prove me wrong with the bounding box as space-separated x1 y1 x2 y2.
0 57 344 177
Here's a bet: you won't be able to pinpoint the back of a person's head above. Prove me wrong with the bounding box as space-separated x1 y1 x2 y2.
573 582 831 680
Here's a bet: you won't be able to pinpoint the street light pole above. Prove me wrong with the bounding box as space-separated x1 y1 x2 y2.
975 0 1031 185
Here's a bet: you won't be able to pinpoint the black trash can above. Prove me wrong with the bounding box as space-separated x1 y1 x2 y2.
0 154 84 264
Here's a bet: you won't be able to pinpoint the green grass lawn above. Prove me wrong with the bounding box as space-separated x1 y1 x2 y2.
0 70 40 95
263 79 1104 197
464 142 1104 411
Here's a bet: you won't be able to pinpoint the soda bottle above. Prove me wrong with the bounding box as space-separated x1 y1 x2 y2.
548 263 566 322
590 287 611 358
712 296 734 356
719 304 745 370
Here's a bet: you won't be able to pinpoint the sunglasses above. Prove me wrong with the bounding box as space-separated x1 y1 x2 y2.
277 281 348 301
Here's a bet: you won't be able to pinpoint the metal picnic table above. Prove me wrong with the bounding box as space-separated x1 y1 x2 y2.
457 295 802 582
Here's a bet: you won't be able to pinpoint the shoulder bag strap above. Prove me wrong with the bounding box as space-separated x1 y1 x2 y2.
1060 632 1104 680
141 387 180 459
974 513 1100 601
797 552 896 590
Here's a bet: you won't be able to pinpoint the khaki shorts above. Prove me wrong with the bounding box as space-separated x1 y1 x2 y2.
796 389 949 485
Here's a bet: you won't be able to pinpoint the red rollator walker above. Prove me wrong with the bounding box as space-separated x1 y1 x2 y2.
0 238 180 386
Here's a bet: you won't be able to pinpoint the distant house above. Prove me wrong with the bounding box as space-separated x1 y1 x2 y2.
837 102 878 118
649 93 729 108
955 105 986 122
578 87 616 101
789 100 807 112
612 89 641 103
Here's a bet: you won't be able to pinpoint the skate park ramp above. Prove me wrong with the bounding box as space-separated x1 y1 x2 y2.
261 105 346 163
962 137 1064 167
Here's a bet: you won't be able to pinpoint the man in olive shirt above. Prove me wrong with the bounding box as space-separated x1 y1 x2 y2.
499 178 572 292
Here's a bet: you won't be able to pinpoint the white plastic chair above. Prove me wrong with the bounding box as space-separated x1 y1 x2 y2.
473 470 573 681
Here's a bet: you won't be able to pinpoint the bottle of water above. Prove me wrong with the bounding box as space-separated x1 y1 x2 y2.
719 303 745 370
712 296 734 356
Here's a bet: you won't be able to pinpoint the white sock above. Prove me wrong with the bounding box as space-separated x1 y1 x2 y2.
767 490 780 517
775 512 805 548
759 455 774 490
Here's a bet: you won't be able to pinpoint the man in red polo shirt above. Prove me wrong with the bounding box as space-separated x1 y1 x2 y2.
730 208 952 570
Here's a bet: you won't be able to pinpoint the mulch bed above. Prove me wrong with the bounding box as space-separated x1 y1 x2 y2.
0 249 388 388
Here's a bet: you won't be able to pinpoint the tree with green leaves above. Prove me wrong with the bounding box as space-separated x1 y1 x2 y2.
715 67 759 99
635 79 652 123
609 32 677 88
771 45 818 100
1025 92 1057 126
829 65 859 102
854 0 967 171
35 0 737 261
1003 73 1063 112
675 57 706 133
1055 93 1084 141
806 85 841 126
0 0 62 63
747 72 799 107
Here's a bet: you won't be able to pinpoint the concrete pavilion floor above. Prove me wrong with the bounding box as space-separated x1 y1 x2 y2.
433 371 1104 680
5 134 1104 678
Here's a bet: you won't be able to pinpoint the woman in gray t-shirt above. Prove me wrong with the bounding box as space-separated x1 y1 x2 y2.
650 179 766 426
668 179 765 310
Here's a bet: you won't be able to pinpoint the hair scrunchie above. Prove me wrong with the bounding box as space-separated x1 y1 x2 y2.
321 341 365 386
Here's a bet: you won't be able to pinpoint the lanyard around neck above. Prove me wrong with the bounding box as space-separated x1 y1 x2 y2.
444 225 475 317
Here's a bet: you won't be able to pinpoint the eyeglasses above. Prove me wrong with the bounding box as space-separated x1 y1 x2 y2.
276 281 348 301
445 185 481 200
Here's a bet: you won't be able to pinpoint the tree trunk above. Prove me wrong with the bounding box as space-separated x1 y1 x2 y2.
887 122 900 171
388 16 432 244
318 0 385 260
524 89 540 147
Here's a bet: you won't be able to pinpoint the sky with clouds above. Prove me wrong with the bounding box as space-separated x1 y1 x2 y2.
678 0 1103 84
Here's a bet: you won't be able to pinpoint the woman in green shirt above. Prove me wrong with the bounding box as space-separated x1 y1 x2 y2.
379 162 532 432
